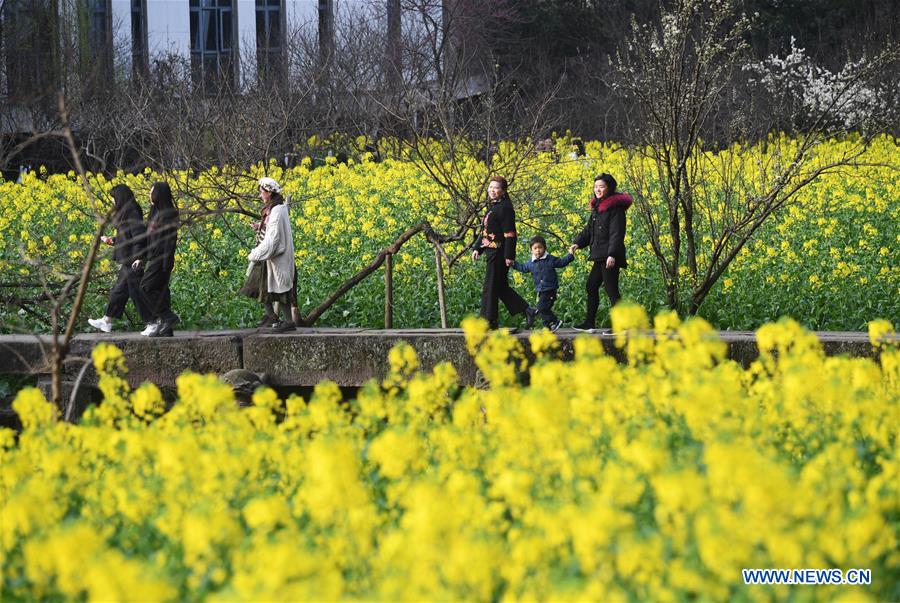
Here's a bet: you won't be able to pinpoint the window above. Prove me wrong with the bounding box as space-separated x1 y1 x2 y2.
131 0 148 77
2 0 57 100
255 0 283 82
189 0 235 91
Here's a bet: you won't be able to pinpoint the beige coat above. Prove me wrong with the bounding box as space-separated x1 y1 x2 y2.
247 204 294 294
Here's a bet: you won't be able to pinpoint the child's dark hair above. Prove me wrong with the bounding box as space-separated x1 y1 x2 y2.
529 235 547 247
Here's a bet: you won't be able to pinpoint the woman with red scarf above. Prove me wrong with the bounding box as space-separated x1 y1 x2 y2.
570 173 632 331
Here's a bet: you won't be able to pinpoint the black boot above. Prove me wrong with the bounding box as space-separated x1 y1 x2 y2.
150 323 174 337
524 307 537 329
151 314 179 337
256 313 277 327
271 320 296 333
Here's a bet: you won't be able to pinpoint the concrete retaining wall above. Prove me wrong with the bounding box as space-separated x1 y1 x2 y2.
0 328 889 390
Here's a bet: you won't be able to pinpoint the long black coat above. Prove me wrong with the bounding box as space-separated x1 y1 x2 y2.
112 207 147 266
142 222 178 290
573 206 628 268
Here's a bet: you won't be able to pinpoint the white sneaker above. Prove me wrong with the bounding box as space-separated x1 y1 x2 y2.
88 316 113 333
141 321 161 336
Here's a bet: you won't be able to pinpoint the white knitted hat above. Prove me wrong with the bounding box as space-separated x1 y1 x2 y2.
258 177 282 194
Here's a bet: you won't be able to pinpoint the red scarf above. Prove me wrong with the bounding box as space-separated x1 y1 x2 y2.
590 192 633 212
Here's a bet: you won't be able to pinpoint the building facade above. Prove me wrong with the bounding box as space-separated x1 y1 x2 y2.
2 0 444 96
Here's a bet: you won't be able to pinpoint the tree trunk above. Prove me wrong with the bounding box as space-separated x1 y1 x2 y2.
683 202 698 278
435 247 448 328
384 253 393 329
667 200 681 311
51 346 65 408
665 278 679 313
681 170 698 278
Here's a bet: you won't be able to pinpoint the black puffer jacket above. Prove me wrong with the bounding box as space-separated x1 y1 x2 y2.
572 193 632 267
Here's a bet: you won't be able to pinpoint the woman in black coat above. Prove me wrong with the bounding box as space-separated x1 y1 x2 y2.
132 182 180 337
88 184 154 333
569 173 632 331
471 175 534 330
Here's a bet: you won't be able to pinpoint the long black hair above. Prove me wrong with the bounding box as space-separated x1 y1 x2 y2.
594 173 617 196
110 184 142 225
148 181 178 232
590 173 618 210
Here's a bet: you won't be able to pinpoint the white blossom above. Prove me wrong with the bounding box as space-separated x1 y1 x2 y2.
744 38 887 128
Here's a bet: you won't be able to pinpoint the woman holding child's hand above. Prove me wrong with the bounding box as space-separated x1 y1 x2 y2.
570 173 632 331
471 176 532 330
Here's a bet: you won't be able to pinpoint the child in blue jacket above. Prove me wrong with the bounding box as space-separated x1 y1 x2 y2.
512 235 574 331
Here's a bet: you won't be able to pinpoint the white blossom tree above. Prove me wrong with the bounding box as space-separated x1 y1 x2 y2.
608 0 898 314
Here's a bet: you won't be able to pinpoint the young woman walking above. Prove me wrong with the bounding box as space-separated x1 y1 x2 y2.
570 173 632 331
240 177 296 332
88 184 154 332
133 182 180 337
471 175 534 330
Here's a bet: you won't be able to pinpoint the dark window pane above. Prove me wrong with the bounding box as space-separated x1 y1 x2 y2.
221 10 232 50
204 11 218 52
256 11 265 47
269 12 280 47
189 11 199 50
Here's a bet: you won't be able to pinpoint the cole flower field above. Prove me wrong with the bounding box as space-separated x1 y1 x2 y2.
0 134 897 331
1 305 898 601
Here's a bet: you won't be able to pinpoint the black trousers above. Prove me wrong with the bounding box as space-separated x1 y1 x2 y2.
105 264 153 322
536 289 559 326
585 260 620 326
480 250 528 328
141 266 176 322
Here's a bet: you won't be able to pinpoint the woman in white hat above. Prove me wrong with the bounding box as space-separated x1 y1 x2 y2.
239 177 297 331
